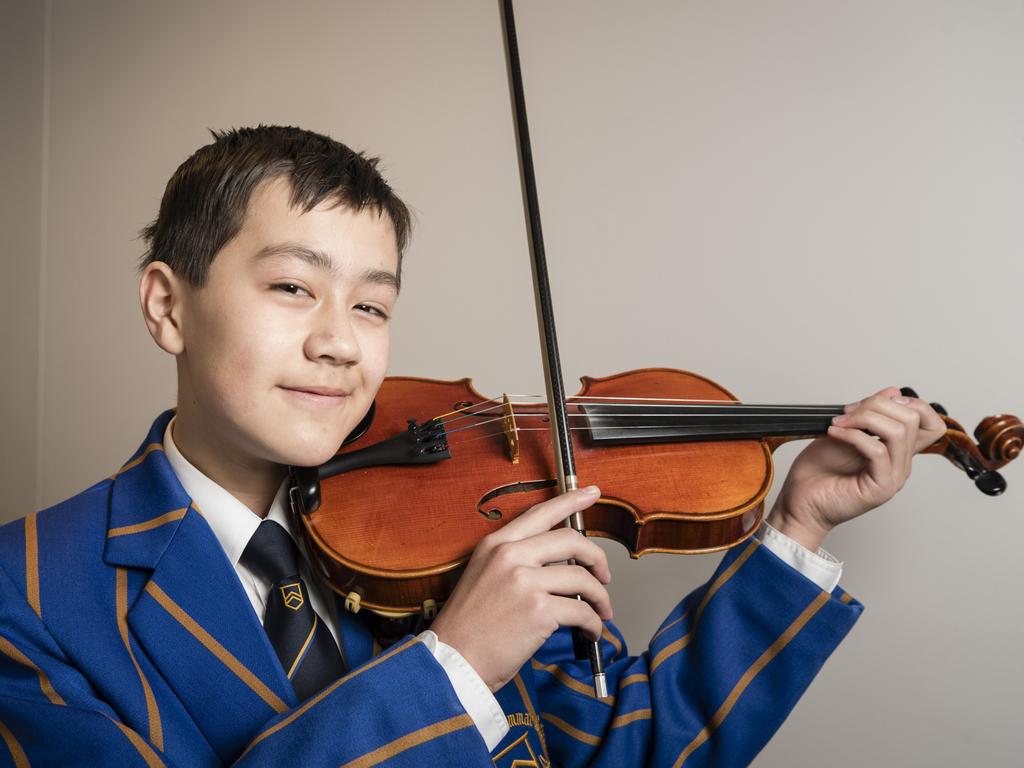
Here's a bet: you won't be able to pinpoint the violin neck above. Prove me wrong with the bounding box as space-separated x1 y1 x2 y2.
578 402 845 445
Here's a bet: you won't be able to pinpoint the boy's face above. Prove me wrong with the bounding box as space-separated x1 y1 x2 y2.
175 176 399 470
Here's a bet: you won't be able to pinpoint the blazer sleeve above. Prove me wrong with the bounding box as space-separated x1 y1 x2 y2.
0 565 495 768
529 537 864 768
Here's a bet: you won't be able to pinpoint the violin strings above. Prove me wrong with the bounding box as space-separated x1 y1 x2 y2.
441 413 838 438
564 394 842 407
430 397 839 428
432 398 843 429
432 394 532 422
434 406 842 432
526 392 841 407
511 410 842 419
441 421 837 451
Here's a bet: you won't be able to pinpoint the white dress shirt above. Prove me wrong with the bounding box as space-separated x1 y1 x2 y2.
163 417 842 752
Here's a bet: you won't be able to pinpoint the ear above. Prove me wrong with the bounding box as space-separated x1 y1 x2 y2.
139 262 187 355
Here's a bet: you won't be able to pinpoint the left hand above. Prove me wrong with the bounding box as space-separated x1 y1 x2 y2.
767 386 946 551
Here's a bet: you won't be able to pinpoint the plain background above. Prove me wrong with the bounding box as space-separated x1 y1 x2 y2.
2 1 1022 765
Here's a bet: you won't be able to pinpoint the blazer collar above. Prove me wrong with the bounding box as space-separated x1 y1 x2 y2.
105 411 297 758
104 410 192 570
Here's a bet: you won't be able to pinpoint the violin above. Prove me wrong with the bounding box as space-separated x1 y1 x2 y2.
288 371 1023 619
287 0 1023 697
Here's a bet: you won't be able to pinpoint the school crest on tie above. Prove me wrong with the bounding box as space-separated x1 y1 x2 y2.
279 582 304 611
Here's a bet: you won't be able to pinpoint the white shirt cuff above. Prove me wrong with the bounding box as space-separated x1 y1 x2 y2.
757 521 843 593
418 630 508 751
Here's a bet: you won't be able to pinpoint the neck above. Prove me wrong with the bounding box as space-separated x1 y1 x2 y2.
171 408 286 519
577 401 845 445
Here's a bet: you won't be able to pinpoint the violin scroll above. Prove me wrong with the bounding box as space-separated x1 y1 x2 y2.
975 415 1024 465
903 387 1023 496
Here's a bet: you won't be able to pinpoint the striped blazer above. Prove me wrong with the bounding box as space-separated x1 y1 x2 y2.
0 411 861 767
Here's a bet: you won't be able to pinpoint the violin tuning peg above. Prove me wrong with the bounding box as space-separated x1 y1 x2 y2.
899 387 920 399
975 470 1007 496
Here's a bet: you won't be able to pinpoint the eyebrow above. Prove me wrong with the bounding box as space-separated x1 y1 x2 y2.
253 242 400 292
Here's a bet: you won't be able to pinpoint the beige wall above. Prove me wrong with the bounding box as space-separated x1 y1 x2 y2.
4 1 1023 764
0 0 45 522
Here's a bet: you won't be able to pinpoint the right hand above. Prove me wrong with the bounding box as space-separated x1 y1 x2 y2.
429 485 613 692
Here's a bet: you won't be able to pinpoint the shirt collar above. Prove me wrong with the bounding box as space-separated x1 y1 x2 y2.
163 416 293 567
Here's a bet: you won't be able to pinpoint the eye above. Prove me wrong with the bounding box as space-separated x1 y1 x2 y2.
272 283 311 298
355 303 390 320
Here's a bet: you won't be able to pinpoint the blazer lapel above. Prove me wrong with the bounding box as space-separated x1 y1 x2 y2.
105 411 296 761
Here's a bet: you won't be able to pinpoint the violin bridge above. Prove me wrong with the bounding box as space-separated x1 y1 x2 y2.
502 393 520 464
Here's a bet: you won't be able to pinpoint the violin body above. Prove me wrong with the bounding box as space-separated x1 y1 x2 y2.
290 380 1024 726
300 368 795 616
293 367 1022 618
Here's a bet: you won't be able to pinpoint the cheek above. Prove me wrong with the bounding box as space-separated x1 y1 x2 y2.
359 329 390 395
189 303 288 411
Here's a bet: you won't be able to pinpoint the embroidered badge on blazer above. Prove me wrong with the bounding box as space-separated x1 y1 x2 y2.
492 731 549 768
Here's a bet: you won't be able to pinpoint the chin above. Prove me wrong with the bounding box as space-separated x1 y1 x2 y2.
273 444 342 469
268 426 351 468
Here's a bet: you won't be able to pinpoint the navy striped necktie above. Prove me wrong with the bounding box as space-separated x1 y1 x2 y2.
241 520 345 700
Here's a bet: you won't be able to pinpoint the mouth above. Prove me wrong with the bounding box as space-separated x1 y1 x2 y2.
280 385 351 405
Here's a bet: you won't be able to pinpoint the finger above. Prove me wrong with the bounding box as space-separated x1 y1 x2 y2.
846 388 944 456
834 408 910 471
491 486 601 543
532 565 613 619
899 399 946 450
504 528 611 583
842 386 901 415
827 424 892 491
548 595 606 641
867 395 922 432
851 397 921 470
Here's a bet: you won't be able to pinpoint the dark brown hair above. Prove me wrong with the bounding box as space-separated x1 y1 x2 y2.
139 125 411 287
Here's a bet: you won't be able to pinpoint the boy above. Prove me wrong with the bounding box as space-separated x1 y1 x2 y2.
0 126 944 767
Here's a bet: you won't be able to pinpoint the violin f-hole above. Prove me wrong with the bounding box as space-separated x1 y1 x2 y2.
477 480 559 521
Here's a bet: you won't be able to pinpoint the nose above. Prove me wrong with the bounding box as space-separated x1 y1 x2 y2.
303 304 362 366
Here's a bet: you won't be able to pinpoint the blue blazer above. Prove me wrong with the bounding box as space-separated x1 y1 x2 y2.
0 411 861 767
